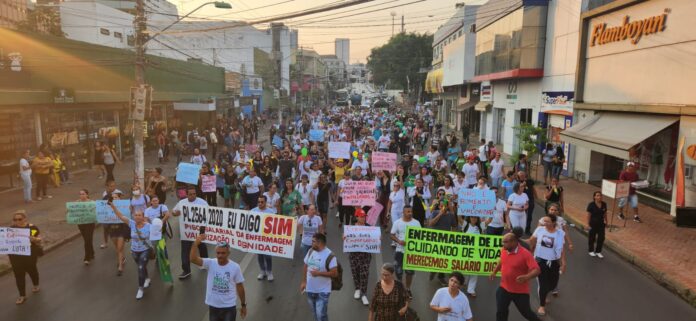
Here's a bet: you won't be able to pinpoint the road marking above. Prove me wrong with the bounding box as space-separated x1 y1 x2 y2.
200 251 255 321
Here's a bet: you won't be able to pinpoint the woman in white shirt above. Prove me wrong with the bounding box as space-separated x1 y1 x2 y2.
429 272 473 321
263 183 282 214
296 174 315 211
461 216 485 297
529 214 566 316
488 152 505 188
506 182 529 230
485 187 508 235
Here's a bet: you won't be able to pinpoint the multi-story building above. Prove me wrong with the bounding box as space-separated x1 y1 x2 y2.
292 48 327 107
0 0 27 29
561 0 696 215
320 54 347 89
335 38 349 66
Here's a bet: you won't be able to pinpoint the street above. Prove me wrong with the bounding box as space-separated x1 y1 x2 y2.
2 202 695 321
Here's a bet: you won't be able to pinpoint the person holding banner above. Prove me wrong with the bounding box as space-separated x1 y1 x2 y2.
390 206 420 291
429 272 473 321
485 187 509 236
462 216 486 297
263 183 282 215
75 189 95 265
110 201 153 300
337 175 354 228
528 214 567 316
427 200 458 285
172 186 209 280
344 208 372 305
200 163 218 206
252 195 278 282
9 210 41 305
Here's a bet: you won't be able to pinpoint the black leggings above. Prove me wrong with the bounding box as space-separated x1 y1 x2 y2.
105 163 116 182
588 224 606 253
9 255 39 297
495 287 541 321
536 258 561 307
35 174 49 197
78 223 96 261
338 198 353 226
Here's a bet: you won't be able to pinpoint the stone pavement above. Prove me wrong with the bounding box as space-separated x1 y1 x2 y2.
0 124 272 274
529 166 696 307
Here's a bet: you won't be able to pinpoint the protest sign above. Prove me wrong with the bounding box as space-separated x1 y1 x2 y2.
343 225 381 254
0 227 31 256
309 129 325 142
272 135 283 148
403 226 502 276
179 204 297 259
457 189 496 218
201 175 216 193
341 181 376 207
366 202 383 226
371 152 397 172
176 163 201 185
66 201 97 224
96 200 131 224
329 142 351 159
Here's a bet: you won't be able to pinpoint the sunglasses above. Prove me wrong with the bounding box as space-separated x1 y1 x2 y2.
12 218 23 221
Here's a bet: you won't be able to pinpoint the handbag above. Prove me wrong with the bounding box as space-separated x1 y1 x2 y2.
134 225 156 260
402 308 420 321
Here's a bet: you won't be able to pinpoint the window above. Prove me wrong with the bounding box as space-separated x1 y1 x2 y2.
114 32 122 39
127 35 135 46
458 30 462 37
100 28 110 36
520 108 533 124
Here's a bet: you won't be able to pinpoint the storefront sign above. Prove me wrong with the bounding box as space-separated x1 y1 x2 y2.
52 88 75 103
480 81 492 102
541 92 574 116
403 227 502 276
602 179 630 199
590 10 669 47
506 81 517 103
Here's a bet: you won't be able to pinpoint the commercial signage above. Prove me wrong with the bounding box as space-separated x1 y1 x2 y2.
53 88 75 104
480 81 492 102
590 10 669 47
541 91 574 116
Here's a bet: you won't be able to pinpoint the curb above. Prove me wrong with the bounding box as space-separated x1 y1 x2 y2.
532 196 696 308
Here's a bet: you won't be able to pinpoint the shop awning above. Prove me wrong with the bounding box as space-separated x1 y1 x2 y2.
455 100 478 111
425 69 443 94
474 102 491 112
173 102 216 112
560 112 678 159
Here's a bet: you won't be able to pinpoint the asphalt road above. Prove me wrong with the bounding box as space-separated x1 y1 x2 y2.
2 201 696 321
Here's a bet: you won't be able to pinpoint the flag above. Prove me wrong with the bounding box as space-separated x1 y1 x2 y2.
156 239 173 283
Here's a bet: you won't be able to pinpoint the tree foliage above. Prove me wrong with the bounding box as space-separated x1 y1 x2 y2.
17 8 64 37
366 32 433 91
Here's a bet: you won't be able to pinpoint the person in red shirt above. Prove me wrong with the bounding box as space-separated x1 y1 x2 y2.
489 233 541 321
618 162 642 223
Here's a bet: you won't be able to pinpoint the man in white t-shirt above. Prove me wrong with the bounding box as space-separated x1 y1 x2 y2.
252 195 278 282
351 152 370 177
461 157 479 188
430 272 473 321
191 233 247 321
478 139 489 179
377 134 391 151
172 186 209 279
489 152 505 188
301 233 338 321
19 149 32 203
390 206 421 290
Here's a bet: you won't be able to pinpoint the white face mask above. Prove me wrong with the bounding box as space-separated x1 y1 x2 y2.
133 190 141 196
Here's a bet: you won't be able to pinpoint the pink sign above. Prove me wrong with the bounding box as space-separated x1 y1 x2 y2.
366 202 384 226
201 175 216 193
371 152 397 172
341 181 376 207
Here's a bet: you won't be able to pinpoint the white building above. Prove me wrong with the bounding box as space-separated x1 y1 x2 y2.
335 38 349 66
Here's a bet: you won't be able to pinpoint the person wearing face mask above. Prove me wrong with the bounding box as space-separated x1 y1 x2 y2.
130 185 150 216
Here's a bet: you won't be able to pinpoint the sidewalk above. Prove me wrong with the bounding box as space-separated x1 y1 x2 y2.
0 126 272 274
529 165 696 307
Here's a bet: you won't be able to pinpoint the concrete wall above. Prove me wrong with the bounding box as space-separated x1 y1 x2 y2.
60 2 135 49
541 0 580 93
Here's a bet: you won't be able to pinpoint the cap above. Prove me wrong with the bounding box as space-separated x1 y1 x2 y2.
354 208 366 218
627 161 636 167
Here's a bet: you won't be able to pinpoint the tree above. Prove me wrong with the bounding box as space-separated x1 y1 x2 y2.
17 7 64 37
366 32 433 91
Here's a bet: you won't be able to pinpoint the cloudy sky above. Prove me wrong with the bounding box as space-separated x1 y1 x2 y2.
176 0 487 63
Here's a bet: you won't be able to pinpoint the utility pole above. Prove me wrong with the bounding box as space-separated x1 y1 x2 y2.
391 12 396 37
133 0 147 187
401 15 405 33
298 47 304 116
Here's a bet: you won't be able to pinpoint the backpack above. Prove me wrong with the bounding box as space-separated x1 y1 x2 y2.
309 249 343 291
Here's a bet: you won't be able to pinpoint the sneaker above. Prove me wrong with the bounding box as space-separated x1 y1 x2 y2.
267 272 274 282
136 288 144 300
551 289 559 296
354 289 361 299
46 195 53 199
144 278 151 288
596 253 604 259
633 216 643 223
336 213 340 217
257 272 266 280
178 272 191 280
37 197 43 201
361 295 369 306
618 213 625 220
589 252 596 257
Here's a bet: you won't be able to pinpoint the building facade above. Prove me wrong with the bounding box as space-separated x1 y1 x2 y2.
561 0 696 215
334 38 349 66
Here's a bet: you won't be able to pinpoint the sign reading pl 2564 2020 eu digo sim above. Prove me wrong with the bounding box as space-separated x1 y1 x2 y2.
179 204 297 259
403 227 502 276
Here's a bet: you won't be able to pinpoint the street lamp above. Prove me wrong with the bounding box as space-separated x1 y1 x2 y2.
144 1 232 45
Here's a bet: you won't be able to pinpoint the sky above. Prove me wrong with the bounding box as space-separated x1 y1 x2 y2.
175 0 487 63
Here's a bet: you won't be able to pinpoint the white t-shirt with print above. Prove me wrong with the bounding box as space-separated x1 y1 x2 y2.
203 258 244 308
296 183 314 205
462 163 479 186
304 248 338 294
390 218 422 253
489 159 505 178
242 176 264 194
298 215 323 246
532 227 565 261
430 288 473 321
263 192 281 208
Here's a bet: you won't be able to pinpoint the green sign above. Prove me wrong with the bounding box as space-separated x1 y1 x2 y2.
403 226 502 276
66 202 97 224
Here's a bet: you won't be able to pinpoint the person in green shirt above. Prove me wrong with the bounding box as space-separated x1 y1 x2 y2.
280 179 304 216
454 151 467 172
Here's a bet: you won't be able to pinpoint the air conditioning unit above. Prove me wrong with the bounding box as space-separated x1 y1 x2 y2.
574 171 586 182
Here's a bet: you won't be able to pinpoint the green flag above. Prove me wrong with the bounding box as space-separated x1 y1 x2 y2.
156 239 173 283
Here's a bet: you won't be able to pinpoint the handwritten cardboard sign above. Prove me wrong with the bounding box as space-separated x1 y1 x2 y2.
342 181 376 207
371 152 397 172
343 225 381 253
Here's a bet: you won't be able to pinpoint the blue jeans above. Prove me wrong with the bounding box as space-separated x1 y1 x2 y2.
21 173 32 201
552 165 562 179
258 254 272 272
209 306 236 321
301 244 312 259
306 292 330 321
131 250 150 287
